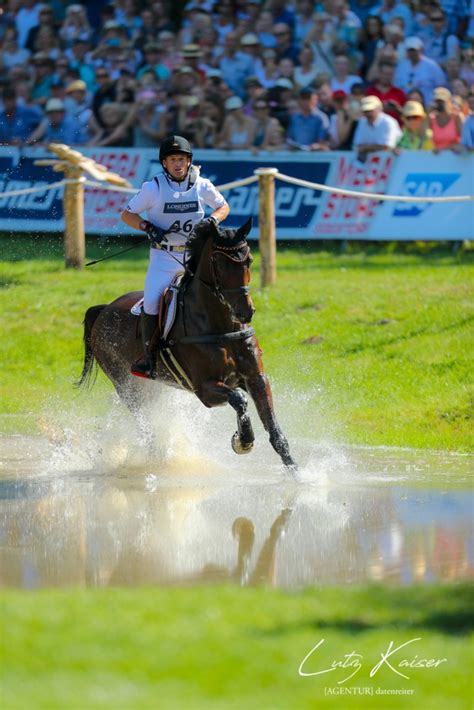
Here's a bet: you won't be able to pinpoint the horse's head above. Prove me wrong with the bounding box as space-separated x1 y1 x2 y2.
209 217 255 324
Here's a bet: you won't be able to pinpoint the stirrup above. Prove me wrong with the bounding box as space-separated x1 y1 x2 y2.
131 357 156 379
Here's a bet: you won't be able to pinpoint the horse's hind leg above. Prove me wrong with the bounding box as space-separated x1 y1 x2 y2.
111 373 156 453
246 374 297 474
228 388 255 454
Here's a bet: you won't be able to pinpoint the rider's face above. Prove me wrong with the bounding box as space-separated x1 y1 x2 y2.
163 153 191 180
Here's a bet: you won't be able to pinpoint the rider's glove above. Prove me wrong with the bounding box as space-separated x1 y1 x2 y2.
140 220 167 244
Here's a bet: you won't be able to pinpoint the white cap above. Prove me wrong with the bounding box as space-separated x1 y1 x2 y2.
241 33 259 45
225 96 243 110
405 36 423 50
45 98 64 112
360 95 383 112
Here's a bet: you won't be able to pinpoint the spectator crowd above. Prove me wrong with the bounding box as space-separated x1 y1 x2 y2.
0 0 473 154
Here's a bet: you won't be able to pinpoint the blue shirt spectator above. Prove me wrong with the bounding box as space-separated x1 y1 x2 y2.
461 94 474 150
370 0 414 35
25 98 82 145
439 0 469 36
0 88 42 144
219 33 254 98
287 89 330 150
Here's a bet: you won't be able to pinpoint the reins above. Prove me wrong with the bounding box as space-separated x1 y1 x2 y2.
170 237 254 346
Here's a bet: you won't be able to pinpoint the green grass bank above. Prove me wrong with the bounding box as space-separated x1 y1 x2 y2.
1 235 473 451
1 584 472 710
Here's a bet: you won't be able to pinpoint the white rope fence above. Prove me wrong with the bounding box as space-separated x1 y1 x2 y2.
274 171 474 203
0 170 472 203
0 177 84 198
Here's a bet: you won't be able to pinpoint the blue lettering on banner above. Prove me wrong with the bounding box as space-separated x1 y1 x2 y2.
0 154 63 220
199 159 331 229
393 173 460 217
163 201 198 213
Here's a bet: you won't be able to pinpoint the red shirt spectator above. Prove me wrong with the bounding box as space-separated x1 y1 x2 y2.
365 60 406 125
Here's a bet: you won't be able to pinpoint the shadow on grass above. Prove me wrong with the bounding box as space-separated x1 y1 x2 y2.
339 315 474 355
257 609 473 638
253 585 474 637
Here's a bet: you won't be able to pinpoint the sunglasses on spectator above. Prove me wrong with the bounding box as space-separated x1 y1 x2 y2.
406 115 422 120
274 31 290 36
430 16 444 21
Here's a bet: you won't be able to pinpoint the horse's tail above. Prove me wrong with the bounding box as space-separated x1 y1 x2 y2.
76 304 106 389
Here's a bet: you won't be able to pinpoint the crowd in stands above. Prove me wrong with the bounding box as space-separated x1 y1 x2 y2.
0 0 473 154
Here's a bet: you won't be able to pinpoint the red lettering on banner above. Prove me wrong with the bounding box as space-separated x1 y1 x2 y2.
84 151 140 229
315 154 393 237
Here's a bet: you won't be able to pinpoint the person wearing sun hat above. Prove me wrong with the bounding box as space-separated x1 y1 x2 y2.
25 97 79 145
396 101 433 150
353 94 401 159
217 95 258 149
429 86 462 152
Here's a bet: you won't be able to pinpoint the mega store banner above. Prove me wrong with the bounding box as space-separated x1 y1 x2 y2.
0 147 472 240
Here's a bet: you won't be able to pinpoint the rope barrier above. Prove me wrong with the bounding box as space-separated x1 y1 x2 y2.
0 169 472 203
0 177 83 199
274 171 474 203
216 175 259 191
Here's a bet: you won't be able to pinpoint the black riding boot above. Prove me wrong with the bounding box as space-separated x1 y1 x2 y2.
131 312 159 379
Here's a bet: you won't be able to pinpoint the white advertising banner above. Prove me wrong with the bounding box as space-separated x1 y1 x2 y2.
0 147 472 240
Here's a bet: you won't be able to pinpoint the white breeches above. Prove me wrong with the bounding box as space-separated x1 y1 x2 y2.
143 248 187 315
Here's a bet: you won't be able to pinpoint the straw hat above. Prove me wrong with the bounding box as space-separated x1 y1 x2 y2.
360 95 383 112
433 87 452 102
402 100 426 118
66 80 87 93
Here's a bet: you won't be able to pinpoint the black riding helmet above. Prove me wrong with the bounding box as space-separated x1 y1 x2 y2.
159 135 193 164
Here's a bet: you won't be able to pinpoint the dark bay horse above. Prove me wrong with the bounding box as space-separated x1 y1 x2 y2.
78 218 296 472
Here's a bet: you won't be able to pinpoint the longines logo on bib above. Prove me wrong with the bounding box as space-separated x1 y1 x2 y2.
164 201 199 213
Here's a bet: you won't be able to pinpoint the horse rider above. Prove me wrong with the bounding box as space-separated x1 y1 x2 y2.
121 135 230 379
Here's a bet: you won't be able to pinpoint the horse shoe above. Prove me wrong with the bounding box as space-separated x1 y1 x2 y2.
231 432 254 455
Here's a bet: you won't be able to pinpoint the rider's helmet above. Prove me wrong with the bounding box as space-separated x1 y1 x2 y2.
159 135 193 164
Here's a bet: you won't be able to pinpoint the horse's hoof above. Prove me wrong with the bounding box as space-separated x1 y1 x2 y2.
231 432 254 455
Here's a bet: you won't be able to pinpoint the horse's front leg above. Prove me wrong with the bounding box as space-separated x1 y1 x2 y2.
197 381 255 455
228 388 255 454
246 373 297 474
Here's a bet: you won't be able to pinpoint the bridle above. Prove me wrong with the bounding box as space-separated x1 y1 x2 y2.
191 241 252 318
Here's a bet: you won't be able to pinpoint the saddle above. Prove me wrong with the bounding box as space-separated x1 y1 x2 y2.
131 272 184 342
131 273 193 390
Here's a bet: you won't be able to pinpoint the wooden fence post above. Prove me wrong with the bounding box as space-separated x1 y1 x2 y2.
35 143 132 270
254 167 278 288
63 166 85 269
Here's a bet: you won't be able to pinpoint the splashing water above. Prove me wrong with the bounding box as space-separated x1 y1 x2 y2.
0 384 472 589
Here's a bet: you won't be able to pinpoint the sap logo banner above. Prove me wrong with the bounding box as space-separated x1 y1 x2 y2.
393 173 460 217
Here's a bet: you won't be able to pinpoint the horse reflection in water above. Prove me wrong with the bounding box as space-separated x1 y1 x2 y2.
78 218 296 473
1 470 473 588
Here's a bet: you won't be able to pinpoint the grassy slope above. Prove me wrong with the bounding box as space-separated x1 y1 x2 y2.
1 584 472 710
0 236 473 450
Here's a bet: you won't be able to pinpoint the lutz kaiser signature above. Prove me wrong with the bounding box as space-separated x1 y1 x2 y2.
298 638 447 684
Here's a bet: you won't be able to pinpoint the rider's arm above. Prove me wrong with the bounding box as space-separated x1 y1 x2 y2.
120 181 155 232
120 209 144 231
211 201 230 225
